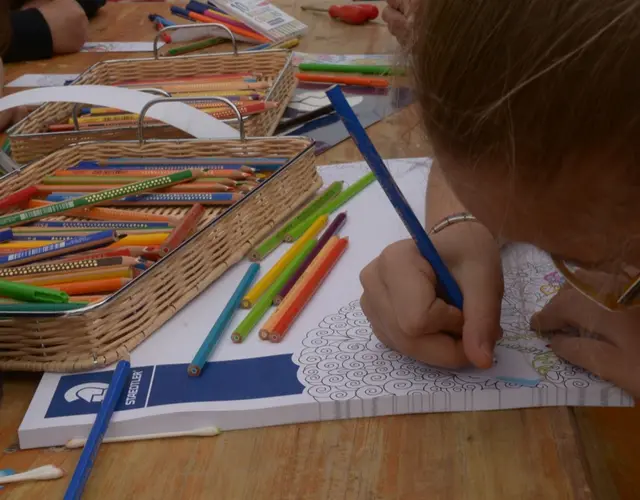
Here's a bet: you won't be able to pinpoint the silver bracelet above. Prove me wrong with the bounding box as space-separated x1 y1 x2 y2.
428 212 478 235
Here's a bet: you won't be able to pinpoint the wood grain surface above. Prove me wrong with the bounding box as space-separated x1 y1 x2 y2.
0 3 637 499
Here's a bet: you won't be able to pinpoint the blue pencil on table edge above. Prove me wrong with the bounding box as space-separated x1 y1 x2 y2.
149 14 176 26
188 262 260 377
325 85 464 310
63 360 130 500
0 230 119 266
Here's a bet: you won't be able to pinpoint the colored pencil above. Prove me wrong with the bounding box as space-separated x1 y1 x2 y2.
47 170 253 181
326 85 463 308
26 200 180 224
0 186 38 212
298 63 404 76
0 231 119 268
0 279 69 303
115 73 257 86
268 237 348 342
242 215 328 308
186 1 257 32
268 38 300 50
52 193 242 206
180 7 269 43
160 204 205 256
0 256 142 278
284 173 375 241
46 277 131 295
167 37 224 56
82 157 288 166
0 229 12 242
260 236 341 338
188 262 260 376
27 221 174 230
16 267 134 287
36 183 232 194
109 233 168 248
231 239 315 343
274 212 346 304
249 182 343 261
295 73 389 88
54 246 161 263
0 302 88 313
64 360 130 500
0 171 199 228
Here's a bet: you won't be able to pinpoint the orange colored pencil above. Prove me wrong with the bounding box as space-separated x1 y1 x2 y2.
44 277 131 295
55 245 162 262
258 236 341 340
160 204 205 256
268 237 348 343
13 266 135 286
27 199 180 224
186 11 269 43
115 73 258 86
295 73 389 88
124 81 271 94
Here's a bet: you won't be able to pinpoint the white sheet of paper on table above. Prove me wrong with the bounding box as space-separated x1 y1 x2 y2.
18 158 633 450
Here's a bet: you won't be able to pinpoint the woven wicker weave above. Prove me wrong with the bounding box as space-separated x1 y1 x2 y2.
0 136 321 372
7 49 295 164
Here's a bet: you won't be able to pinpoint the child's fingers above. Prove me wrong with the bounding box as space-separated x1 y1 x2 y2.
551 336 639 395
457 265 503 369
378 239 463 336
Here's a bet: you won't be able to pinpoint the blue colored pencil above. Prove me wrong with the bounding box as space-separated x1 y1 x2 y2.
247 42 271 51
0 230 119 267
0 229 13 243
188 263 261 376
64 360 130 500
325 86 464 309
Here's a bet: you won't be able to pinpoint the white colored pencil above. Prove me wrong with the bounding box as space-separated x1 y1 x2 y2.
0 465 64 485
65 426 220 449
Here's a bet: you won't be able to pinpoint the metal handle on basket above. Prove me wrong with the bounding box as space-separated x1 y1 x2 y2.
70 88 172 131
153 24 238 59
137 96 245 143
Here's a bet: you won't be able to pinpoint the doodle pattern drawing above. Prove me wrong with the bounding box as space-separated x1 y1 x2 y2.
292 245 632 408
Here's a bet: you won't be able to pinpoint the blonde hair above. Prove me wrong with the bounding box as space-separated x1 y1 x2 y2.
411 0 640 180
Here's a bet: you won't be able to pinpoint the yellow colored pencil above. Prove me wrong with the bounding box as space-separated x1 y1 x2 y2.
109 233 169 248
242 214 329 308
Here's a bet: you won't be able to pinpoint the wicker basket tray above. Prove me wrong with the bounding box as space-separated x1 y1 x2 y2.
0 134 321 372
7 43 295 164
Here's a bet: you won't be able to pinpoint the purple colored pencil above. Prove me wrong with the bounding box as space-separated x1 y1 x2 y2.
273 212 347 305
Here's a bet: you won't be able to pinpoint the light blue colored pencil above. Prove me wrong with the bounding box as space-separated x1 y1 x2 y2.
64 360 130 500
187 262 261 376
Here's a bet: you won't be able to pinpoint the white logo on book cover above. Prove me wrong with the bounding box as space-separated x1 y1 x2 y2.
64 383 109 403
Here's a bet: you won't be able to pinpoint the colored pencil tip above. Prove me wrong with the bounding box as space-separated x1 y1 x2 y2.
187 365 201 377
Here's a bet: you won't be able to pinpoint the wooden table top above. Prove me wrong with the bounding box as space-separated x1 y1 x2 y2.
0 3 638 499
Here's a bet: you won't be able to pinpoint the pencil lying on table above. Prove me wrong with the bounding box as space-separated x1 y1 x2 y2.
264 236 349 343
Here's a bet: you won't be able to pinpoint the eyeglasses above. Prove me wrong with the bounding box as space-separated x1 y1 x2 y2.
551 257 640 311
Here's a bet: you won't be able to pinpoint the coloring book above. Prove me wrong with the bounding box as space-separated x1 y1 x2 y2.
19 158 633 449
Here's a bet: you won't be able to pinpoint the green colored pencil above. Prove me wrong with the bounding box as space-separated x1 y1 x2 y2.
167 38 225 56
298 63 405 76
284 172 375 242
232 239 316 343
249 181 343 261
1 138 11 155
0 170 199 228
0 302 89 313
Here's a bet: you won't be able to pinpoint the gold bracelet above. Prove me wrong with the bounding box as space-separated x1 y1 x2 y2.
428 213 478 235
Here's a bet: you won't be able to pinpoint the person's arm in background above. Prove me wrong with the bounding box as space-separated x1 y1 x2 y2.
4 0 90 63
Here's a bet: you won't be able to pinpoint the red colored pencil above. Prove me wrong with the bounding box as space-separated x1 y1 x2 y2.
160 203 205 256
44 277 131 295
0 186 38 212
295 73 389 88
269 237 349 343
